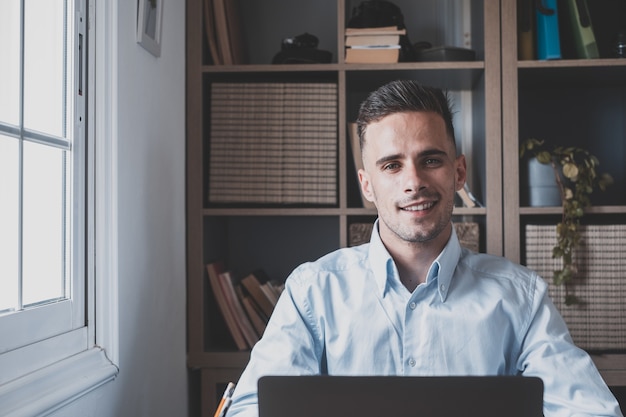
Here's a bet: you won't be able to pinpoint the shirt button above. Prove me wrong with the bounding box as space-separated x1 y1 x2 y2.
409 302 417 310
408 358 416 367
440 284 446 292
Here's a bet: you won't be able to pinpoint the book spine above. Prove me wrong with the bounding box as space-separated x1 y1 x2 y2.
218 272 260 347
206 263 248 350
536 0 562 60
565 0 599 59
517 0 535 60
242 274 275 318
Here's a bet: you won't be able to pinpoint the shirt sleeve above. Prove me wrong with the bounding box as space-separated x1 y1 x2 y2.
226 268 324 417
518 274 623 417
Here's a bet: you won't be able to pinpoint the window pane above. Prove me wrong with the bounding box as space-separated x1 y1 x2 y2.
22 141 68 306
24 0 66 137
0 0 21 126
0 135 20 312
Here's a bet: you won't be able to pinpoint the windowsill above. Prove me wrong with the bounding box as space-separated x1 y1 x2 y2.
0 348 118 416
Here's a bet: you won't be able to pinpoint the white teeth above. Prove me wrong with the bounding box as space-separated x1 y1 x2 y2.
404 202 434 211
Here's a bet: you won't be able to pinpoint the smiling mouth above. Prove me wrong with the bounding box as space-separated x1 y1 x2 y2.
402 201 435 211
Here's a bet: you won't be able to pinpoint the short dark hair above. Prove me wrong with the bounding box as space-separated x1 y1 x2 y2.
356 80 456 150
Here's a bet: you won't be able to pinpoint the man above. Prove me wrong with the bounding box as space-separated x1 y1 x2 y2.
226 80 622 417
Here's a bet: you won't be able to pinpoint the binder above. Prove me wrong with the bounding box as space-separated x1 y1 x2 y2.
564 0 599 59
535 0 562 60
518 0 535 60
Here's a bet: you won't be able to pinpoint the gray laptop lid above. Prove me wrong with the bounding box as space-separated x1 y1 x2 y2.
258 375 543 417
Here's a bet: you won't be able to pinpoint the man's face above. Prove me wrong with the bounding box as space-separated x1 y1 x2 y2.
358 111 466 249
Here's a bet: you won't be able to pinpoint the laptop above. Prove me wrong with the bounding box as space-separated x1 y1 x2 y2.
258 375 543 417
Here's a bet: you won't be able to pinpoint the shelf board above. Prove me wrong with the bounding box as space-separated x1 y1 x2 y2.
201 63 342 73
204 207 347 216
518 58 626 69
202 206 487 217
202 61 485 73
519 205 626 215
200 62 485 90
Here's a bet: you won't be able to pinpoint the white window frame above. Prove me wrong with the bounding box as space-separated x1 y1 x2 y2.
0 0 119 414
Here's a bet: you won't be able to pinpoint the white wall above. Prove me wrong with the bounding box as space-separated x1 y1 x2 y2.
51 0 188 415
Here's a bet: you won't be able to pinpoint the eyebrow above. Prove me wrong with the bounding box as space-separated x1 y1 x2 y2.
375 148 448 167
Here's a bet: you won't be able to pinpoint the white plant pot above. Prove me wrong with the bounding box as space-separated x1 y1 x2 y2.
526 157 561 207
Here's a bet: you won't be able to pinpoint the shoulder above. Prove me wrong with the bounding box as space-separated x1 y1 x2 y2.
457 249 548 302
286 244 370 288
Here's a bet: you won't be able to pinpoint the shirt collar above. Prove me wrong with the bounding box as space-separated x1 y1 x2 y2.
368 219 462 302
433 225 462 302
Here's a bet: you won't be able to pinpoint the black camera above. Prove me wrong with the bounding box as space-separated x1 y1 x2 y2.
272 33 332 64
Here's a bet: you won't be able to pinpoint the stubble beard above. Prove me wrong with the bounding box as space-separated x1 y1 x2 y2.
381 193 455 245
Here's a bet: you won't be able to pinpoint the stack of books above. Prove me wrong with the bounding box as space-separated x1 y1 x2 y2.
206 262 284 350
344 25 406 63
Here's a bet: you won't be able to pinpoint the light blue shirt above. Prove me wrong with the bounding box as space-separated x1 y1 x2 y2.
227 221 622 417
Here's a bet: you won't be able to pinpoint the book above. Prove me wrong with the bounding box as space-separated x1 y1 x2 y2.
218 271 260 347
517 0 535 60
204 0 245 65
203 0 221 64
238 289 268 336
241 273 276 318
563 0 599 59
212 0 232 64
224 0 245 64
535 0 562 60
345 34 401 47
348 122 375 209
456 183 483 208
344 25 408 63
206 262 248 350
259 282 280 306
345 26 406 36
345 46 400 64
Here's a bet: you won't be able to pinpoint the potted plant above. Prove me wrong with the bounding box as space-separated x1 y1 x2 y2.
519 138 613 305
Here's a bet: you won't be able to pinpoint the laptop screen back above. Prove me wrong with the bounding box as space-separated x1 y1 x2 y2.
258 375 543 417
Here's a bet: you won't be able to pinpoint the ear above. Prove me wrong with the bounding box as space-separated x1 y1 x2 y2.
455 154 467 191
358 169 376 203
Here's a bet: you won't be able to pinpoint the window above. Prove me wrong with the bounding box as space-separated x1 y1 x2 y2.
0 0 117 413
0 0 86 348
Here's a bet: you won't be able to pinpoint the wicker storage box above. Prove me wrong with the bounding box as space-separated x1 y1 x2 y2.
349 222 479 252
525 225 626 351
209 82 338 205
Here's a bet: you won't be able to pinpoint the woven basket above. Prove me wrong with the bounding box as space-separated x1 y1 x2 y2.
348 222 479 252
525 225 626 351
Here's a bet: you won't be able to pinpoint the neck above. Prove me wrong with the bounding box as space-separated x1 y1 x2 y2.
381 226 452 292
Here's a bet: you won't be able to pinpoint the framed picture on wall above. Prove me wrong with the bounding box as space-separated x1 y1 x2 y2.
137 0 163 57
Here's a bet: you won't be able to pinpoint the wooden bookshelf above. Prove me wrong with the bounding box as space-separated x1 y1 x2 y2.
187 1 626 415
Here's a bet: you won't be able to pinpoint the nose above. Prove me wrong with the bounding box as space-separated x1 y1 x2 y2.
403 163 426 194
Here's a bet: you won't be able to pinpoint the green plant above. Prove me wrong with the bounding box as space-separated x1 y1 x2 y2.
520 138 613 305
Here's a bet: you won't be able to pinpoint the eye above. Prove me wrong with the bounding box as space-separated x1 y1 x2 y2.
383 162 401 171
424 158 443 167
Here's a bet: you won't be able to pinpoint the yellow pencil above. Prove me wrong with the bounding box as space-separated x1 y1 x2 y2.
214 382 236 417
